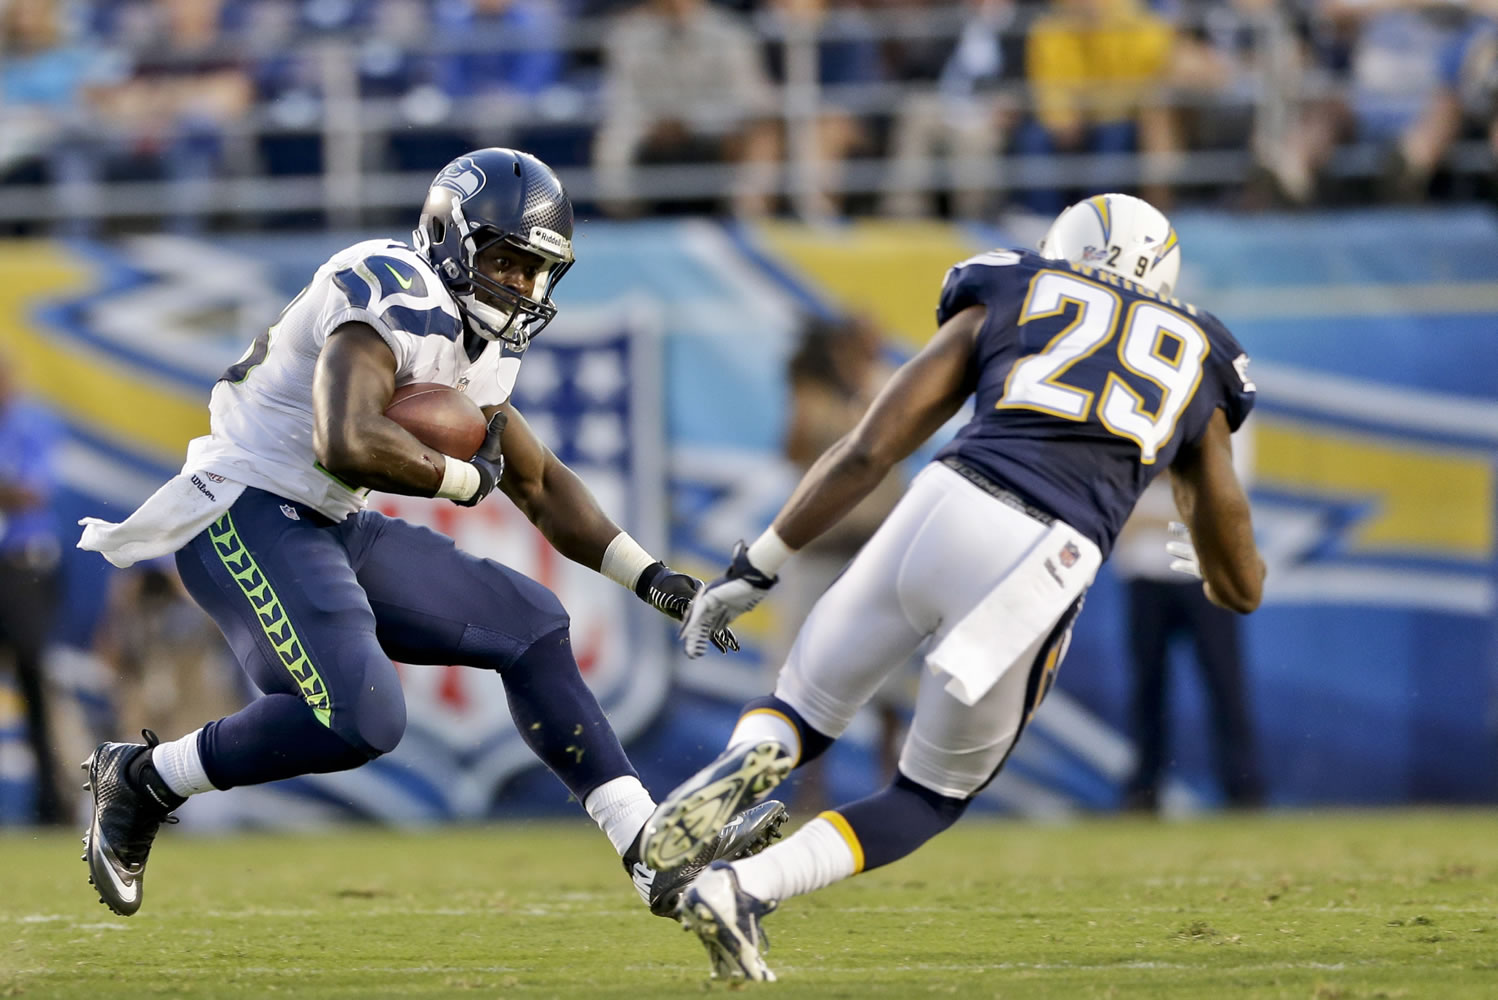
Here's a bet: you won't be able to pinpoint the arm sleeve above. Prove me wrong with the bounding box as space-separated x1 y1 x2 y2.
1205 314 1256 432
318 253 462 381
936 256 1019 327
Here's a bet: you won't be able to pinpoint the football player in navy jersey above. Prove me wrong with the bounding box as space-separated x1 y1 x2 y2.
646 193 1265 981
74 148 784 920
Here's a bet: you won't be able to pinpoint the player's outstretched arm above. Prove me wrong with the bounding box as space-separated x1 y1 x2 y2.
493 401 623 563
678 304 982 658
313 322 456 496
496 402 738 651
771 303 983 551
1169 408 1266 613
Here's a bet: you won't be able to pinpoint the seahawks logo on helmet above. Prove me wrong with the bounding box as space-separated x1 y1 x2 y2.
433 157 487 201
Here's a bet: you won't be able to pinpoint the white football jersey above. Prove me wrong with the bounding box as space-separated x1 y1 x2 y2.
184 239 525 520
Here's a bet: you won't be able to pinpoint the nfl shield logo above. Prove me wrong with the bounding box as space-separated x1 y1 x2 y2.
280 504 300 521
1059 541 1079 568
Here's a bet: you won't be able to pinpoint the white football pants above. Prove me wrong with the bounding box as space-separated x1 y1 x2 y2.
775 462 1080 799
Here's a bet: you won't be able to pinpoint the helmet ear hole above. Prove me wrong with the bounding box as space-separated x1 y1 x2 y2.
431 218 446 244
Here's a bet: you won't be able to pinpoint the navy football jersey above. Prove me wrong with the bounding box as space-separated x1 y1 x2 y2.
932 248 1254 557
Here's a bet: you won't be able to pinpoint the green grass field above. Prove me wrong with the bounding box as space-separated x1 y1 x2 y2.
4 810 1498 998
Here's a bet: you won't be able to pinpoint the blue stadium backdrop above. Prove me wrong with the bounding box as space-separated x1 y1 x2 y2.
0 209 1494 824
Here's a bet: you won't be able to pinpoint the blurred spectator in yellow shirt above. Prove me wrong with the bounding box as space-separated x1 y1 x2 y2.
1017 0 1179 213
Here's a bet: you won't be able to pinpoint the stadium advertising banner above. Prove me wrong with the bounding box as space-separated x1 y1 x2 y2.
0 212 1494 824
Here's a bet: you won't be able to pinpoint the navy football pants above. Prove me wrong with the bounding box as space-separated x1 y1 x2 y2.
175 487 633 797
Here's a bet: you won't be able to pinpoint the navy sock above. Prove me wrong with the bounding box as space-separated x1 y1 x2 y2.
741 695 836 766
199 693 370 790
495 628 636 802
834 771 971 871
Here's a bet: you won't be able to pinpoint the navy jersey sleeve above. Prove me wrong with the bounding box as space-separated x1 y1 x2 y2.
1201 311 1256 432
936 250 1025 327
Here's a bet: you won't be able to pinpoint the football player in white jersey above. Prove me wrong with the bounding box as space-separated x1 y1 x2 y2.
76 148 783 920
645 193 1265 981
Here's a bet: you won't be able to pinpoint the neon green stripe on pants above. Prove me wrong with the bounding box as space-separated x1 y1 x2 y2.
208 512 333 727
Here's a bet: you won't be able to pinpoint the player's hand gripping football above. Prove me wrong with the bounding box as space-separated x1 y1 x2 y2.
634 562 740 653
453 411 506 507
677 541 776 660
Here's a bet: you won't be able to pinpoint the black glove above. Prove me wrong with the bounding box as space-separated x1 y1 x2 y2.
453 411 507 508
634 561 741 653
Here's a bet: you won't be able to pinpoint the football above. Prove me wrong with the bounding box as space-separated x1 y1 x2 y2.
383 382 487 459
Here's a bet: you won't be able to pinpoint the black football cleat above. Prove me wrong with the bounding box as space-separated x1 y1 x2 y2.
81 730 182 916
627 798 787 917
640 741 794 872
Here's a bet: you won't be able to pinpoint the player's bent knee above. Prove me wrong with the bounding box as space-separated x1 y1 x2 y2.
893 772 972 824
335 687 407 759
337 714 405 760
506 626 575 679
459 604 569 673
899 727 1020 799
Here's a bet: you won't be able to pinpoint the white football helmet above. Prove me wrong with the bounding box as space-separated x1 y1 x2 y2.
1038 193 1181 297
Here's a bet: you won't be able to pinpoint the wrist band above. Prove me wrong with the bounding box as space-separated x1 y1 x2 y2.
601 531 658 589
435 456 481 501
746 527 795 577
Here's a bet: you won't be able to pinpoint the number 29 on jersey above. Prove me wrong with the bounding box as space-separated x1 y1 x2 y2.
1000 270 1208 463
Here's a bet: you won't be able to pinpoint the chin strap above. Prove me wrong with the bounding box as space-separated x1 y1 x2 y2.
460 295 530 349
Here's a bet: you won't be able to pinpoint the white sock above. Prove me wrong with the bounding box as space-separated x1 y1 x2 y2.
150 729 216 797
729 708 801 764
730 814 859 902
584 775 656 857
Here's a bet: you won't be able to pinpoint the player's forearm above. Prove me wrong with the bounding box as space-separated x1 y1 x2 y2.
512 458 623 570
313 322 450 496
314 416 447 496
1190 493 1265 614
772 435 890 551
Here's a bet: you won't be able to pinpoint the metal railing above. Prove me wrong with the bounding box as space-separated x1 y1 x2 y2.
0 5 1490 227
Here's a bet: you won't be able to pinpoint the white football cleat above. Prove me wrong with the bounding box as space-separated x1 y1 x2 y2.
679 862 778 982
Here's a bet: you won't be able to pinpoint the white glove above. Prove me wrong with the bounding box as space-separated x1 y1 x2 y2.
678 541 776 659
1166 521 1202 579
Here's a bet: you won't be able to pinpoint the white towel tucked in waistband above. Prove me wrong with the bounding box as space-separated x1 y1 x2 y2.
925 519 1101 706
78 470 245 569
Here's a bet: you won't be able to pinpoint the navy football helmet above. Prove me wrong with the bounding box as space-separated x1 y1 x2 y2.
414 148 574 349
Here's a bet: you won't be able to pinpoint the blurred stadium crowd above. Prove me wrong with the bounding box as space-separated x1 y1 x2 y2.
3 0 1497 231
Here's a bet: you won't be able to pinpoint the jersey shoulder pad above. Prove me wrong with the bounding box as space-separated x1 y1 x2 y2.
936 248 1028 327
329 242 461 342
1195 306 1256 430
1195 306 1243 355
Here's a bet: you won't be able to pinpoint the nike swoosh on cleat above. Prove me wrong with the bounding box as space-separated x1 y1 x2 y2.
631 862 656 903
96 838 140 906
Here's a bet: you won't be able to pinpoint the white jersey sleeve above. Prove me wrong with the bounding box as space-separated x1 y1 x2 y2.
186 239 471 520
317 242 465 381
